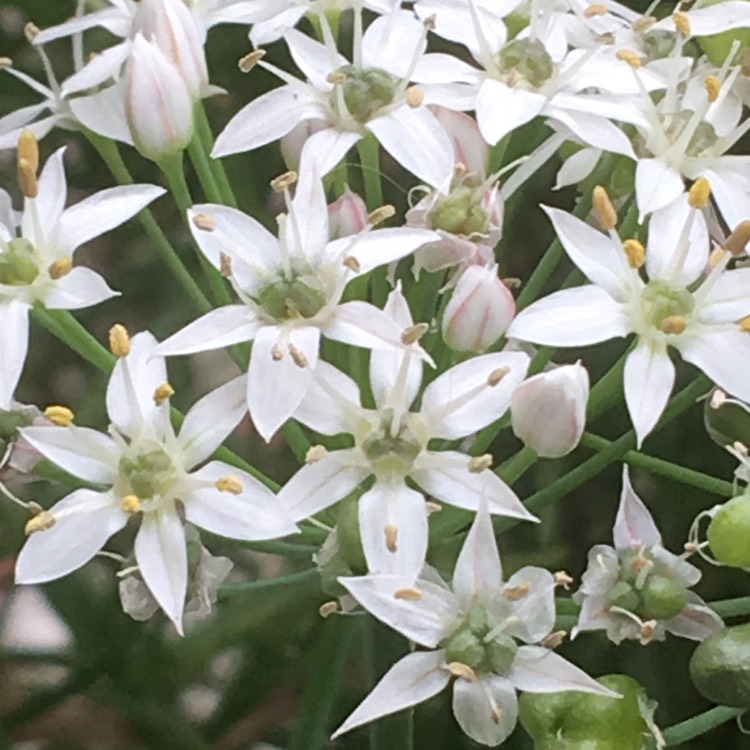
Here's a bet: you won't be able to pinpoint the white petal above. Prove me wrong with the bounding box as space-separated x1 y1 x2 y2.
613 466 662 550
503 567 557 643
106 331 166 438
476 79 546 145
452 501 502 607
430 105 488 173
420 352 530 439
325 301 406 351
555 147 601 190
278 449 368 521
178 375 247 467
21 425 118 484
134 507 188 635
343 227 439 276
452 676 518 747
15 489 125 584
43 267 118 310
635 158 685 219
413 53 482 86
69 85 133 146
0 301 30 409
298 127 362 178
700 164 750 232
331 651 449 739
339 574 457 647
363 11 426 78
247 324 320 442
288 165 329 262
185 461 297 539
34 8 130 44
511 646 617 696
508 286 630 346
664 596 723 641
283 28 343 88
623 340 675 447
359 481 429 579
664 2 750 36
368 106 454 189
61 42 131 95
157 306 261 356
24 148 67 245
549 107 635 158
700 268 750 323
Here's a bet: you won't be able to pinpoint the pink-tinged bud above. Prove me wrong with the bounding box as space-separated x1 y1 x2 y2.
125 35 194 162
511 363 590 458
441 265 515 352
328 188 368 239
133 0 208 99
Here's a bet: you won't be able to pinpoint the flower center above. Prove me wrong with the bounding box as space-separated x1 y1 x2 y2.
640 279 695 330
641 29 678 60
118 442 176 500
0 238 40 286
498 38 554 88
361 409 421 476
662 110 718 157
337 65 397 123
432 186 490 236
255 271 327 322
441 603 519 674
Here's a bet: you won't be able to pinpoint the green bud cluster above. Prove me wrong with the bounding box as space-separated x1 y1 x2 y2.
361 409 422 476
663 110 718 157
119 445 176 500
339 65 397 123
255 273 327 322
498 38 554 88
640 279 695 331
431 186 490 236
0 238 40 286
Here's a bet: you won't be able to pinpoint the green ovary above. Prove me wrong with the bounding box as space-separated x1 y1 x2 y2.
119 445 176 500
338 65 397 123
0 238 40 286
640 279 695 329
432 186 490 236
498 38 554 88
663 110 718 157
255 275 327 321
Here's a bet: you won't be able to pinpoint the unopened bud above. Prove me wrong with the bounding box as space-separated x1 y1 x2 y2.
328 188 368 239
592 185 617 230
44 405 74 426
153 382 175 405
109 324 131 357
442 265 515 353
725 220 750 256
47 257 72 279
688 177 711 209
238 49 266 72
216 475 244 494
511 363 589 458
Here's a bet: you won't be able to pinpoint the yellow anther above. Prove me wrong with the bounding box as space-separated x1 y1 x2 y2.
216 475 244 495
343 255 361 273
422 13 437 30
270 171 298 192
425 501 442 515
0 57 12 69
632 15 656 32
327 69 348 85
121 495 142 514
487 366 510 386
739 315 750 332
541 630 567 649
394 587 423 601
18 129 39 175
219 252 233 277
271 343 284 361
708 247 727 270
554 570 574 589
592 185 617 230
503 583 531 601
24 22 40 43
502 277 522 289
584 3 608 16
47 257 72 279
673 10 691 36
238 49 266 73
192 212 216 231
368 204 396 225
725 220 750 256
661 315 687 334
616 49 643 68
319 601 339 618
44 405 74 426
108 324 131 357
704 75 721 103
25 510 55 535
468 454 493 473
305 444 327 464
153 382 175 405
684 541 700 555
447 662 478 682
288 342 308 368
17 157 38 199
405 86 424 108
709 389 727 409
623 238 646 269
640 619 657 644
688 177 711 209
734 440 749 456
490 706 502 724
401 322 429 345
385 523 398 552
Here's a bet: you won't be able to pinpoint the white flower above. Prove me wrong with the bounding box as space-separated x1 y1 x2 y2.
156 170 438 441
573 467 723 645
212 8 455 188
507 190 750 445
0 145 164 409
332 504 615 745
15 332 297 634
279 285 536 579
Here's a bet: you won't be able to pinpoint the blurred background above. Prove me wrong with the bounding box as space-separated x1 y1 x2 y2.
0 1 748 748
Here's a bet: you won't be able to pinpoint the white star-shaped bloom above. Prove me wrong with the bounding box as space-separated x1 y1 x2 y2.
156 170 438 441
16 332 297 634
332 503 614 745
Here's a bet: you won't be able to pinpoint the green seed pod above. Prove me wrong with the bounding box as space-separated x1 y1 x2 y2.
518 690 577 738
707 495 750 568
0 238 40 286
443 629 486 670
485 631 518 675
432 186 489 236
607 580 640 612
636 575 687 621
690 623 750 708
341 66 397 123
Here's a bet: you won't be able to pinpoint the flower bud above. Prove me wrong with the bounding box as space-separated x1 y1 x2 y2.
124 35 194 163
133 0 208 99
511 363 589 458
441 265 515 352
328 188 368 240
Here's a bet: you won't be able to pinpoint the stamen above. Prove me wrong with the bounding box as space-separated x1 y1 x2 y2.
401 323 429 345
288 342 309 368
17 158 38 199
541 630 567 649
405 86 424 108
24 22 40 43
623 238 645 269
18 129 39 175
44 405 74 426
48 257 72 279
446 662 478 682
385 523 398 552
710 389 727 409
502 277 522 289
725 220 750 255
306 444 327 463
121 495 142 514
592 186 617 230
488 366 510 386
109 324 131 357
708 247 727 270
327 69 348 85
584 3 608 15
219 252 232 277
632 15 656 32
504 583 531 600
739 315 750 333
425 501 442 515
468 454 493 473
216 475 244 494
271 171 298 193
319 601 339 618
704 75 720 103
153 382 175 406
238 49 266 73
0 56 12 68
192 212 216 231
342 256 361 273
616 49 643 68
687 177 711 209
368 204 396 225
394 586 423 601
25 510 55 535
271 343 284 361
673 10 691 36
554 570 574 589
640 619 658 644
660 315 687 334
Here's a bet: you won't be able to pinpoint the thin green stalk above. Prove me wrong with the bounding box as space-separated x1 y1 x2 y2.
357 133 384 210
283 420 311 463
580 433 735 497
86 132 212 316
218 568 318 599
663 706 743 745
498 446 537 484
194 104 237 207
187 132 223 204
710 596 750 618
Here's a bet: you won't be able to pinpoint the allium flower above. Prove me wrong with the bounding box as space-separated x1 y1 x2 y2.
15 332 297 634
212 9 455 188
508 186 750 445
0 140 164 408
573 468 723 645
279 286 536 579
156 170 438 441
333 504 615 745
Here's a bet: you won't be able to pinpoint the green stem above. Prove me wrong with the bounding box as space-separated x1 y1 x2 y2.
710 596 750 618
357 134 384 210
283 420 311 463
86 132 212 316
580 433 735 497
663 706 743 746
218 568 318 599
498 446 537 484
187 130 223 204
194 103 238 208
